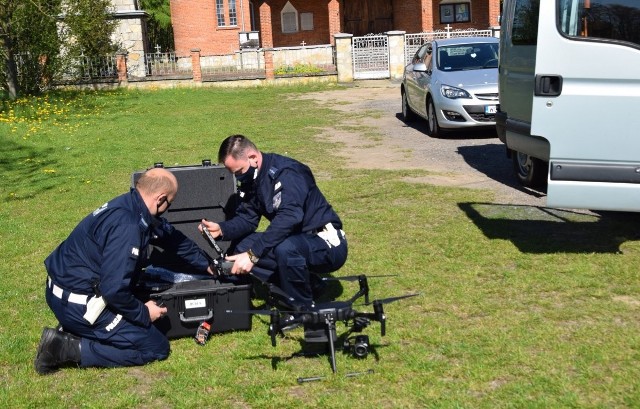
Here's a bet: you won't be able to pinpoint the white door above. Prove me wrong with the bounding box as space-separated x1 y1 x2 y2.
531 0 640 211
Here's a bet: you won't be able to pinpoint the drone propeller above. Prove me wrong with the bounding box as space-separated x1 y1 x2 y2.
225 308 271 316
314 274 398 305
353 293 420 337
368 293 420 306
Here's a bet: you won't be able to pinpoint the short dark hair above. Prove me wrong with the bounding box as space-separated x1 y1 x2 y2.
218 134 258 163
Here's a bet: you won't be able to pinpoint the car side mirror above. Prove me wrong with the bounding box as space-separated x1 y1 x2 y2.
413 63 428 72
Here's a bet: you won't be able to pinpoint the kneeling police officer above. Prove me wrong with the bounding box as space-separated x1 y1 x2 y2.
35 168 215 374
200 134 348 310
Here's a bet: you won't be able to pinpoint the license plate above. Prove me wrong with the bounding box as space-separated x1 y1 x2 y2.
485 105 497 114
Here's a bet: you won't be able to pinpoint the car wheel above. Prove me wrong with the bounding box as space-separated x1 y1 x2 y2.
427 98 441 137
401 90 417 122
512 150 548 188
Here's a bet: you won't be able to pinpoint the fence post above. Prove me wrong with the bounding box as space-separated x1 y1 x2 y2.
264 48 274 80
191 48 202 83
386 31 406 81
334 33 353 83
116 51 128 84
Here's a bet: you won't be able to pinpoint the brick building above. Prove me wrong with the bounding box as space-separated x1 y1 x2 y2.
170 0 501 55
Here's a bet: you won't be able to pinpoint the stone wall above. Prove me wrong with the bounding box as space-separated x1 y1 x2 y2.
112 0 148 77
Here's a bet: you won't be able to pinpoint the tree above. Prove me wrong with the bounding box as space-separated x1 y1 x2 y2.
141 0 174 52
1 0 62 99
62 0 118 58
0 0 21 99
1 0 117 100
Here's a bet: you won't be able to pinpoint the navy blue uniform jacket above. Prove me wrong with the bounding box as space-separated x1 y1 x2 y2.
218 153 342 258
44 188 211 327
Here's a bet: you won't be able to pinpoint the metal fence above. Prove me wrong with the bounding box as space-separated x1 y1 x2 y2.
143 52 191 77
352 34 389 79
75 54 118 79
22 28 498 86
404 28 493 64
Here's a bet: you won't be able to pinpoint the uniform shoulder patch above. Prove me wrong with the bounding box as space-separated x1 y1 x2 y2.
92 202 108 216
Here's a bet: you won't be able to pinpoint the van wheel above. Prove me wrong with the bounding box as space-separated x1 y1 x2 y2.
427 98 441 137
401 90 417 122
512 151 548 189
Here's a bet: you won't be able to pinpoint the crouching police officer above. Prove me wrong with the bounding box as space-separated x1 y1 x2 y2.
200 134 348 310
35 168 215 374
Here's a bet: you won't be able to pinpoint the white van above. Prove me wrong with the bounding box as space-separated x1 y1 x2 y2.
496 0 640 211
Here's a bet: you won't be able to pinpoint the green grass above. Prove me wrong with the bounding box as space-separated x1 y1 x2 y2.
2 84 640 408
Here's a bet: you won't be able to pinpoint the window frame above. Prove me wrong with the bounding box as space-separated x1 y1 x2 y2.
300 12 314 31
281 2 299 34
216 0 225 27
439 2 472 24
215 0 238 28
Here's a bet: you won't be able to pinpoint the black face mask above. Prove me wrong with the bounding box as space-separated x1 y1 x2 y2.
236 165 258 192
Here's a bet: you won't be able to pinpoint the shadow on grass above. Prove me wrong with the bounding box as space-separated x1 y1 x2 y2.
459 202 640 254
455 143 550 199
249 331 386 373
0 135 62 202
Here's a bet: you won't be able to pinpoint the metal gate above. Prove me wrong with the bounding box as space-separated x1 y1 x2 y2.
352 34 389 79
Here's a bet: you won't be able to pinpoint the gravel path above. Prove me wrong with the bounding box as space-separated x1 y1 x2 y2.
297 79 548 208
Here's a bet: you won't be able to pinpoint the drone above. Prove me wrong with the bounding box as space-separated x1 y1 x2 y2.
201 225 419 378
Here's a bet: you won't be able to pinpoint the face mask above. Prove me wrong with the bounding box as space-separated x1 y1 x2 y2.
236 164 258 192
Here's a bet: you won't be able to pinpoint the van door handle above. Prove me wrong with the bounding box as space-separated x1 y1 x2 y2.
535 75 563 97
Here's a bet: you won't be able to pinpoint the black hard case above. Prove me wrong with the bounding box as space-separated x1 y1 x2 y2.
148 279 252 338
131 160 237 258
132 161 251 339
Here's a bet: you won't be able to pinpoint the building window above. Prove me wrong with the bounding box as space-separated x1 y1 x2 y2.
300 12 314 31
440 2 471 24
281 2 298 33
216 0 225 26
229 0 237 26
216 0 238 27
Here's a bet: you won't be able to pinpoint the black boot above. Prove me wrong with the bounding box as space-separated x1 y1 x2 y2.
34 327 81 375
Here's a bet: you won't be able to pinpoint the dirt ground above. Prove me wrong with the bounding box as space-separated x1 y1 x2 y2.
296 80 548 208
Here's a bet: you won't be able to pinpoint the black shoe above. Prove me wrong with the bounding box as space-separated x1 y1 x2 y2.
34 327 81 375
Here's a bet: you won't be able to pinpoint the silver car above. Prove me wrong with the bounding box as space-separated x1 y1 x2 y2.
401 37 499 137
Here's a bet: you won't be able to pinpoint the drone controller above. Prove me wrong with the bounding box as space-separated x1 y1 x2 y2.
201 224 233 276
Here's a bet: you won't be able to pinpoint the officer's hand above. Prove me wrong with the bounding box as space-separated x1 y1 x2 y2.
226 253 253 275
199 219 222 239
146 300 167 322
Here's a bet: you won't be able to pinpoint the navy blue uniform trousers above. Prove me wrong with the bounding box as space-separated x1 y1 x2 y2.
234 229 348 307
46 279 169 368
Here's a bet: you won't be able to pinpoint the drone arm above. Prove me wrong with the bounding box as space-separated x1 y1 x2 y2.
352 301 386 336
345 275 370 305
374 301 386 336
